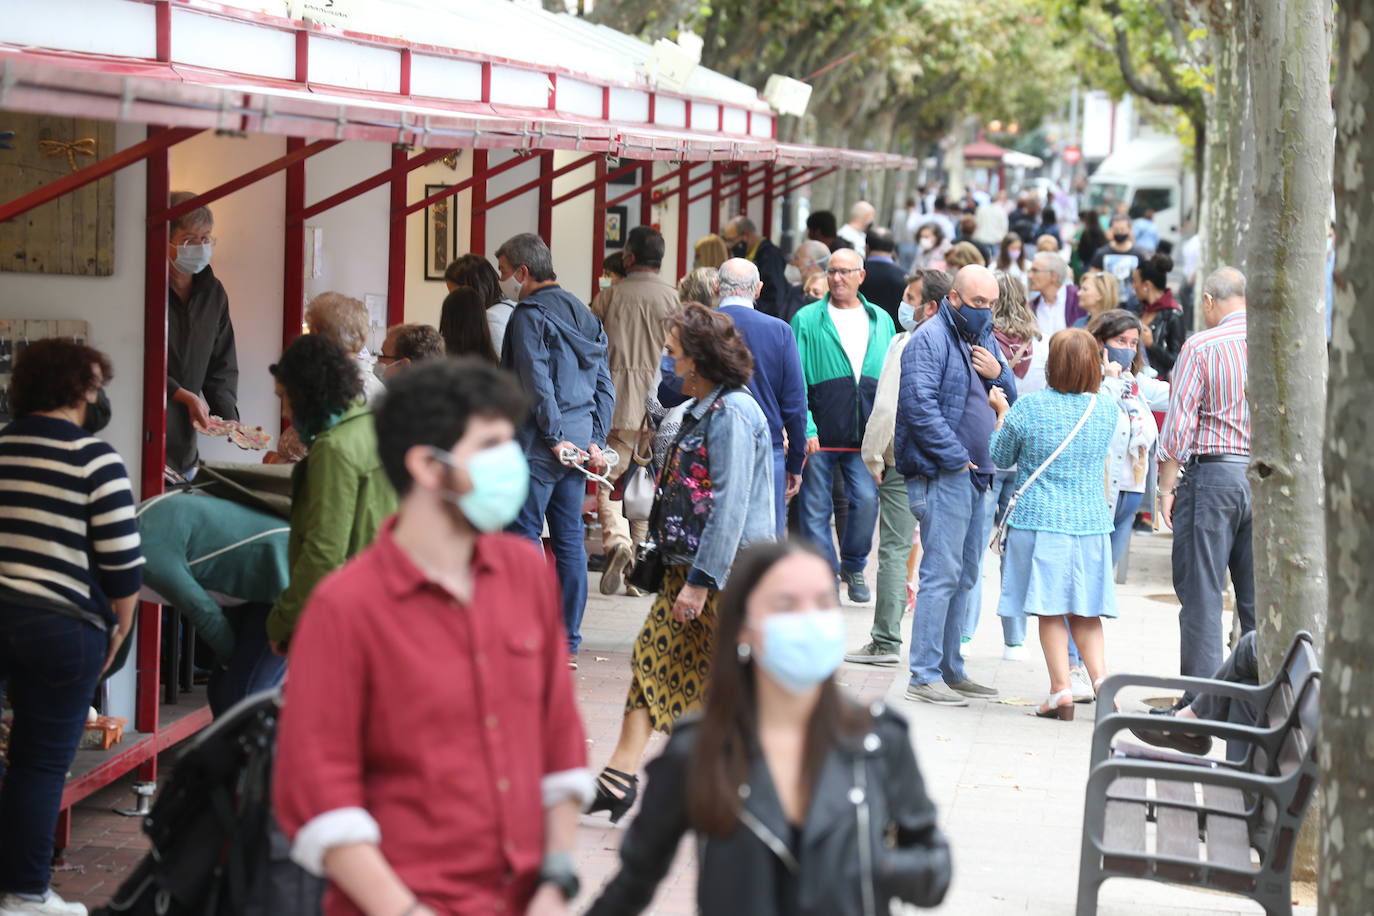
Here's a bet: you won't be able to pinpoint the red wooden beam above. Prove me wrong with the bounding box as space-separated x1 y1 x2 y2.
709 167 721 233
283 138 307 353
151 139 340 225
776 166 838 198
604 161 691 209
690 165 757 207
470 149 489 255
473 152 599 216
154 0 171 62
744 165 794 204
297 147 451 223
0 128 202 224
763 164 776 238
591 156 606 300
549 159 644 208
394 151 529 220
537 151 553 242
677 162 691 277
387 145 408 325
640 161 653 226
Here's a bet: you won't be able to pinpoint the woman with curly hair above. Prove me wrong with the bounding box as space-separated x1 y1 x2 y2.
265 334 397 652
588 303 776 824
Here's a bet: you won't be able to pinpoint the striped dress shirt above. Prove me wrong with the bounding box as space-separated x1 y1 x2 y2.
1158 310 1250 463
0 415 144 628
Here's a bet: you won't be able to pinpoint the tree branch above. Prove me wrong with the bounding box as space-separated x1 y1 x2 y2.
1101 1 1195 108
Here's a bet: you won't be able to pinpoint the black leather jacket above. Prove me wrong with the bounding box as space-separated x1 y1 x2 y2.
585 703 951 915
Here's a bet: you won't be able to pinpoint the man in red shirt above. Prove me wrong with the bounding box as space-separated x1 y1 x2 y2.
274 358 592 916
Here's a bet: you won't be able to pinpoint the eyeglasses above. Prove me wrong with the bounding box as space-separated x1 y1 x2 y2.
376 352 400 364
174 236 217 248
825 267 862 277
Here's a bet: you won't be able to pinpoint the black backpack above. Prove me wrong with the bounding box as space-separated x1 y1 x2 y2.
94 690 323 916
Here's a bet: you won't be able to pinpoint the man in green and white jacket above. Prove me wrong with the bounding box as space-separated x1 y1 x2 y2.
789 247 896 602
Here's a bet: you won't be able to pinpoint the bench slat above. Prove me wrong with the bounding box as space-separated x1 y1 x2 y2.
1154 779 1202 882
1103 777 1148 876
1202 784 1254 872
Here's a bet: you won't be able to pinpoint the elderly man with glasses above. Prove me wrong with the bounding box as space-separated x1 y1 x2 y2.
789 247 896 603
895 264 1018 707
165 190 239 476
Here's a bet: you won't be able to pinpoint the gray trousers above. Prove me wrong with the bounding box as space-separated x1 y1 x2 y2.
1171 460 1256 679
1191 629 1260 763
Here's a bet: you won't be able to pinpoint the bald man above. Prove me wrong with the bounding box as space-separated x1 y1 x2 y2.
895 264 1018 707
838 201 876 256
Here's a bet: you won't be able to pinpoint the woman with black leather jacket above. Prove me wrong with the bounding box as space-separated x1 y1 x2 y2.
1133 253 1187 380
585 541 951 916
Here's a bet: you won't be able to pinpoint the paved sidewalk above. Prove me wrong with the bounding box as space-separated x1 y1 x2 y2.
54 531 1315 915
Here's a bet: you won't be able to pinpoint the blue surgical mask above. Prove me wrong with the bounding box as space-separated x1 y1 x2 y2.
898 302 920 332
431 441 529 533
1106 346 1136 372
951 301 993 342
173 243 212 275
756 609 846 694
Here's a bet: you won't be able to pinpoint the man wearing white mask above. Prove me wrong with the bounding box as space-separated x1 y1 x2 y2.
849 269 952 666
166 191 239 475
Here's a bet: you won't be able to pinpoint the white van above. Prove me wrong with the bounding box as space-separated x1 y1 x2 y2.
1086 136 1195 253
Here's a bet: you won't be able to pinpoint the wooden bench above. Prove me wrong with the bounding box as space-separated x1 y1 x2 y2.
1076 631 1321 916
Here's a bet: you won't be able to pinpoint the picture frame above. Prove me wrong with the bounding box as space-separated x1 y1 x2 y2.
605 205 628 250
424 183 454 280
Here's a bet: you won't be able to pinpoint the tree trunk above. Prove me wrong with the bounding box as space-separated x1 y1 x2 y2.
1321 1 1374 911
1200 6 1251 281
1243 0 1333 883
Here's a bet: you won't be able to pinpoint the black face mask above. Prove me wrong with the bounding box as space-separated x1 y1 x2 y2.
730 240 748 258
83 388 112 434
1112 232 1130 244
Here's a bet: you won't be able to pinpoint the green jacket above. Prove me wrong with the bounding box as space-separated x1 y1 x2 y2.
267 402 397 643
789 293 896 447
138 491 289 664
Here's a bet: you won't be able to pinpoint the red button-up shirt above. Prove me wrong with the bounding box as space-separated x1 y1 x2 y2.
274 519 588 915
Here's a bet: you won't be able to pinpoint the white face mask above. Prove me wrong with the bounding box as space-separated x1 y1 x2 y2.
784 264 802 285
598 275 613 289
499 271 524 302
918 237 935 252
173 243 212 274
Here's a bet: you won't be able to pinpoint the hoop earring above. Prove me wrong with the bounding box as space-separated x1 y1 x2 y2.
736 642 752 662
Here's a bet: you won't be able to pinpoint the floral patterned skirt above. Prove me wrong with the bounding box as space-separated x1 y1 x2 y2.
624 564 719 733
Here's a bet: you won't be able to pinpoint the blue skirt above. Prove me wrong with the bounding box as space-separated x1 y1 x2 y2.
996 527 1119 619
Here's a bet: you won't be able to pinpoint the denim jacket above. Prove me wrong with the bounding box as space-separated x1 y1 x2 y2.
653 387 775 589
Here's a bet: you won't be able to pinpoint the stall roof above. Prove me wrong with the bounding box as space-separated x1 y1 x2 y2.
0 0 916 170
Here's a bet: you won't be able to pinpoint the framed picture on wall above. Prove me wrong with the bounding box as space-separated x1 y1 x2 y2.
605 205 628 250
424 184 454 280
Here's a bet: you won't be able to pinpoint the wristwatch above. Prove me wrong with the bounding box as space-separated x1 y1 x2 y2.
538 852 581 902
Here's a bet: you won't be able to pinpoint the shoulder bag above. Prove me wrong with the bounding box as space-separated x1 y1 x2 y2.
989 396 1097 556
610 413 656 522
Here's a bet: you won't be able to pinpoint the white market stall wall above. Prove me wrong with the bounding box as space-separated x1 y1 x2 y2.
169 132 286 457
0 119 147 719
404 152 473 329
549 151 597 305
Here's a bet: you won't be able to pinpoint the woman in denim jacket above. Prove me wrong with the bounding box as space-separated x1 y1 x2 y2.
589 303 776 823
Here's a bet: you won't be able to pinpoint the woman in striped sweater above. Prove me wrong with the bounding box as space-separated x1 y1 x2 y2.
0 339 144 916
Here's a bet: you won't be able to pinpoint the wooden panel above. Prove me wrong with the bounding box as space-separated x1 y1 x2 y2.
1102 776 1148 876
1203 784 1256 872
1154 778 1202 883
0 113 115 276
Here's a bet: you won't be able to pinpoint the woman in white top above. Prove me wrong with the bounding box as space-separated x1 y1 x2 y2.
444 253 515 357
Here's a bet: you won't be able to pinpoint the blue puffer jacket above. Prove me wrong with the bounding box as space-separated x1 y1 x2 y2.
894 299 1019 479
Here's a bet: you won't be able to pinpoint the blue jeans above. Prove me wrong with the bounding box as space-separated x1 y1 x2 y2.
771 447 787 539
509 454 589 654
906 471 991 685
1110 491 1144 570
0 605 107 895
207 603 286 718
966 469 1026 646
798 449 879 575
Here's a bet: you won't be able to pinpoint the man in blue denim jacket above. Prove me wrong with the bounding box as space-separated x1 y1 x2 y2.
895 265 1017 707
497 233 615 664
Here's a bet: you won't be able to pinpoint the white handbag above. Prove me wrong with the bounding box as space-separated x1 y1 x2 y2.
621 461 655 521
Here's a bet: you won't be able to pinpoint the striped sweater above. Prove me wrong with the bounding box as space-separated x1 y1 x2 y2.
0 416 144 628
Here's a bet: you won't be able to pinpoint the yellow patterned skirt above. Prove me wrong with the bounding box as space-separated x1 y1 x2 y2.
625 564 720 733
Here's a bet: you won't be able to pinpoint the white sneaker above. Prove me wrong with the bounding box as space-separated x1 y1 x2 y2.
1002 643 1029 661
1069 666 1095 703
0 890 89 916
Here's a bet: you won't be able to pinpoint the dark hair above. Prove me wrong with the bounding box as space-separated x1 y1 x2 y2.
1078 214 1107 262
439 287 499 363
10 338 114 416
917 220 945 244
1137 252 1174 291
374 358 528 496
603 250 626 278
392 324 445 364
1046 328 1103 394
909 268 953 306
1087 308 1145 374
666 302 754 389
1041 206 1057 226
996 233 1027 272
443 254 502 307
933 195 949 212
494 232 556 282
806 210 837 238
687 540 870 835
625 226 665 270
865 226 896 253
957 214 978 239
270 334 363 439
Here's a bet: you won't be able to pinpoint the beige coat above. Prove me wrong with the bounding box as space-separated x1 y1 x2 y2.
860 331 912 479
591 271 680 431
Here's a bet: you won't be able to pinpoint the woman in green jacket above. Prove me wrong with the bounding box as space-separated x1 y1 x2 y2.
266 334 397 652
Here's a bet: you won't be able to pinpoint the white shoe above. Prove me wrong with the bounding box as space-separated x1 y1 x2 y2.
1002 643 1029 661
1069 666 1095 703
0 890 89 916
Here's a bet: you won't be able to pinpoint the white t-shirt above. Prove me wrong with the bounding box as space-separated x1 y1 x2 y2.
837 223 868 257
828 305 870 379
1034 285 1069 336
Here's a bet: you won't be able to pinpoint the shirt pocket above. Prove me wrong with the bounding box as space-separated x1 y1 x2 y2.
504 624 546 700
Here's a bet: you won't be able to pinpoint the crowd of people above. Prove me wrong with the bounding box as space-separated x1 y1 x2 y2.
0 180 1257 916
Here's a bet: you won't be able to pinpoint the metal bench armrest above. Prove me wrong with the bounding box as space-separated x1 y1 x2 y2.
1089 712 1275 767
1093 673 1267 723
